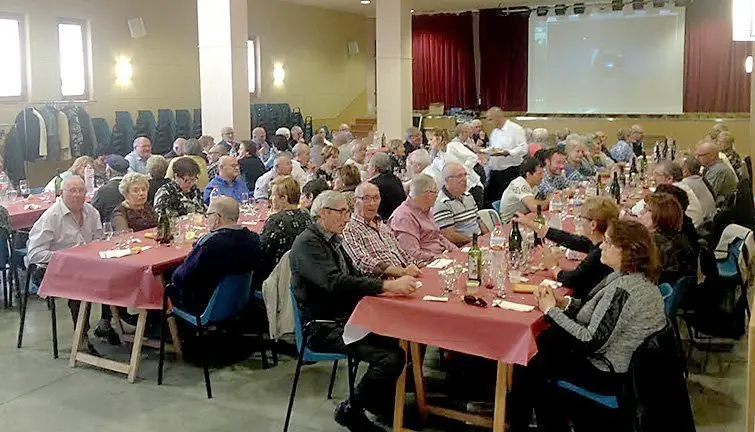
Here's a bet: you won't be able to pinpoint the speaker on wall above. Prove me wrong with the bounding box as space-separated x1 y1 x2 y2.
127 17 147 39
347 40 360 56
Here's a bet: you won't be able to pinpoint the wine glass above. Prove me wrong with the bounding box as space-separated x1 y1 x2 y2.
103 222 114 241
439 269 454 297
7 189 18 202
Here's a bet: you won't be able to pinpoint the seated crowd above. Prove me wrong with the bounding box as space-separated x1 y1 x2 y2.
24 114 744 431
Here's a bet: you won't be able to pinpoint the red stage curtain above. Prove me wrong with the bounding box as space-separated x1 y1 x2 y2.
412 13 476 110
479 10 529 111
684 0 752 112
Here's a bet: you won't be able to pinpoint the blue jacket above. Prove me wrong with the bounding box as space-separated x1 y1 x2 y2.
203 175 250 204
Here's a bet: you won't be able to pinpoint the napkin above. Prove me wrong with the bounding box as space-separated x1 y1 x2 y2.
422 295 449 302
492 299 535 312
23 204 41 210
540 279 563 289
99 246 152 259
241 221 258 225
426 258 453 269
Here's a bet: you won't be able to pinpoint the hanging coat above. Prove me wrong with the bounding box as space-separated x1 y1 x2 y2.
40 106 61 161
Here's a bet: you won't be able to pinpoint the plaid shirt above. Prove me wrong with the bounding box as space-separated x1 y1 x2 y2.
537 169 569 199
610 140 634 163
207 160 220 180
342 214 413 276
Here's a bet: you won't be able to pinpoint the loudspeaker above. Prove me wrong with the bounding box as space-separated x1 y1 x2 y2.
347 40 359 56
127 17 147 39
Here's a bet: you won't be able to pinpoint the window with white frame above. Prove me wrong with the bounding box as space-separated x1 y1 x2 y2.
248 38 260 95
0 14 26 100
57 19 90 99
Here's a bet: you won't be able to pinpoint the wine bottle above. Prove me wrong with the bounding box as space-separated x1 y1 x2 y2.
468 233 482 282
640 151 648 177
509 220 523 253
610 171 621 204
595 173 602 196
629 156 637 174
157 213 173 245
533 205 545 247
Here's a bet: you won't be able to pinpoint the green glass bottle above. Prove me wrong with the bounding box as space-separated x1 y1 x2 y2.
509 220 523 253
533 205 545 247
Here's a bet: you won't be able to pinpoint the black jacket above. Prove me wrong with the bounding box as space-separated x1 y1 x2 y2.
545 228 612 299
239 155 267 190
370 171 406 221
91 178 124 223
289 224 383 324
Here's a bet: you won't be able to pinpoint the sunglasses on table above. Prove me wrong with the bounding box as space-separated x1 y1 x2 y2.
463 295 488 308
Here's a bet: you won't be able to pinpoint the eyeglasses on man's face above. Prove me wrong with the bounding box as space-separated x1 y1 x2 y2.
324 206 351 216
356 195 380 203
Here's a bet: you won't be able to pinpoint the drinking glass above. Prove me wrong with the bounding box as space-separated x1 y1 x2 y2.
18 180 28 199
7 189 18 202
452 264 465 295
439 269 454 297
241 192 251 209
103 222 114 241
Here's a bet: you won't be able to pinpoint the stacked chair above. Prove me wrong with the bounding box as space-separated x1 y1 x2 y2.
154 109 176 155
134 110 157 144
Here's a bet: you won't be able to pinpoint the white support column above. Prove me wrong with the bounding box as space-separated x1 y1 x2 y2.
376 0 412 140
197 0 250 141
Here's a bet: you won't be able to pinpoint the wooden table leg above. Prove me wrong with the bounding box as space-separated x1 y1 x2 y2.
110 305 125 335
493 361 509 432
69 301 90 368
167 315 183 360
747 318 755 432
393 339 409 432
409 342 429 419
126 309 148 383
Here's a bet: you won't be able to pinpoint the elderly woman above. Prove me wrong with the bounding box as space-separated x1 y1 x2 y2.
166 138 209 190
388 138 407 173
510 219 667 431
154 156 206 219
111 173 157 232
639 192 697 284
515 196 620 298
44 156 94 192
316 145 340 183
563 138 594 182
345 139 368 181
586 134 615 172
334 164 361 211
256 176 312 290
146 155 170 205
529 128 549 157
428 128 484 209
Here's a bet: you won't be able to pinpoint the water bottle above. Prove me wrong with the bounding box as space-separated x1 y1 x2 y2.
209 187 220 203
84 165 95 194
490 222 506 251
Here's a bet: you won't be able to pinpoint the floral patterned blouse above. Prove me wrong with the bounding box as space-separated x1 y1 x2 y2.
256 208 312 289
153 180 206 220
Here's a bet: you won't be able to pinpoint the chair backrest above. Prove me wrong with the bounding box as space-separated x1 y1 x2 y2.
0 227 10 266
658 283 673 315
289 285 305 353
492 200 501 214
478 209 500 232
200 272 253 325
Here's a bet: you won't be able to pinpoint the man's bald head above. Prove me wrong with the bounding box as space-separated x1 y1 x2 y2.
695 139 719 168
133 137 152 158
62 175 86 212
355 181 379 197
252 127 266 141
208 196 240 225
172 138 187 156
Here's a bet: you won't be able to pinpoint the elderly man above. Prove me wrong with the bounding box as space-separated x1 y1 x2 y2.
125 137 152 174
291 125 305 145
290 190 417 430
342 183 422 278
27 176 102 350
91 155 129 223
389 174 458 262
170 196 260 314
252 127 270 161
403 149 437 192
500 157 549 222
485 107 528 208
337 123 351 134
716 131 743 176
625 124 644 156
529 128 549 156
218 126 236 153
434 163 488 247
368 152 406 220
253 153 304 200
695 140 738 204
536 149 569 200
333 132 353 166
681 156 717 221
404 126 423 156
163 137 186 159
631 161 706 226
203 155 249 204
292 142 316 176
206 143 229 179
471 119 488 147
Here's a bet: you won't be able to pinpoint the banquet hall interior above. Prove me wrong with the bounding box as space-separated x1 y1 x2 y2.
0 0 754 431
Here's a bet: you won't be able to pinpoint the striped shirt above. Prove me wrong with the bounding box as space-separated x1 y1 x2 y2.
432 187 480 236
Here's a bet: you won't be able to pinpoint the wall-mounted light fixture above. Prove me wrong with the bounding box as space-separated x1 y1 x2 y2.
273 62 285 87
746 55 753 74
115 56 133 86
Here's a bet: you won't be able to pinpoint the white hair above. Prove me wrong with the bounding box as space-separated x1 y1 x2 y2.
532 128 549 144
408 149 431 168
292 143 309 156
409 174 436 198
118 172 149 196
310 190 346 218
275 127 291 139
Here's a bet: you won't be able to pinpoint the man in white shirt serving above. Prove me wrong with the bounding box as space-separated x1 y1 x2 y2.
485 107 528 208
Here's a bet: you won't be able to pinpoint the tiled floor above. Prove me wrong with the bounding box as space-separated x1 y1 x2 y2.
0 297 747 431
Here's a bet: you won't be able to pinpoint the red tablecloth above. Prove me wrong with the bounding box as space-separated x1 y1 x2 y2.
346 227 580 366
2 195 56 230
37 204 271 310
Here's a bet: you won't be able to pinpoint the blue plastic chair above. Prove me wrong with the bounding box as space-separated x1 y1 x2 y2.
492 200 501 214
158 272 274 399
716 238 743 279
283 285 357 432
556 380 619 409
29 187 44 195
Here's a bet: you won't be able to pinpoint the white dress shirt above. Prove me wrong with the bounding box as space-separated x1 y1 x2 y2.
290 160 310 186
445 139 482 189
630 181 704 227
26 199 102 266
488 120 527 171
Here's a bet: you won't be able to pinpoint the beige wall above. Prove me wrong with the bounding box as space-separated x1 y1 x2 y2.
247 0 371 128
